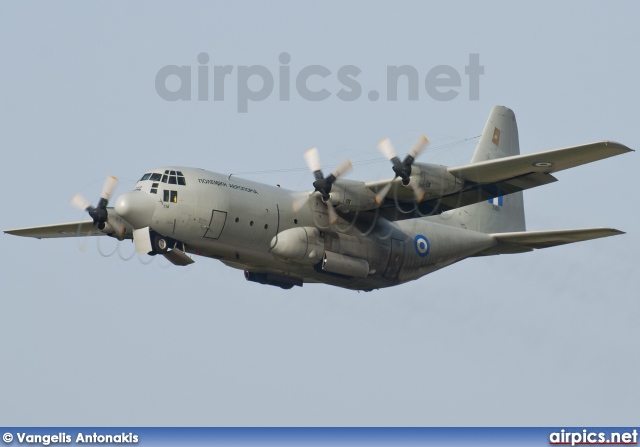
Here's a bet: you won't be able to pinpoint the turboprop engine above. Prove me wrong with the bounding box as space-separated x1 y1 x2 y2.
326 179 379 213
405 163 464 199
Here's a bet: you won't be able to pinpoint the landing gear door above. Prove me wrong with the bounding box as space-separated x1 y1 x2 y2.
384 238 405 279
133 227 153 254
203 210 227 239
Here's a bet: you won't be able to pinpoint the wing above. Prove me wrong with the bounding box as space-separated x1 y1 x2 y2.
368 141 633 218
4 220 105 239
5 207 133 240
447 140 632 182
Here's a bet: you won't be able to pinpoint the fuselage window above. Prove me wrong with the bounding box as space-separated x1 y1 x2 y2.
170 191 178 203
149 173 162 181
163 190 169 202
140 173 151 181
150 182 159 195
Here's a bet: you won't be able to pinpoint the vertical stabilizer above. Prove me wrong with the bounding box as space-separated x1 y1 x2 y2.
471 105 521 162
429 106 526 233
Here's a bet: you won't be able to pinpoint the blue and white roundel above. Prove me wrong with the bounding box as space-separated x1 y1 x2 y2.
414 234 430 257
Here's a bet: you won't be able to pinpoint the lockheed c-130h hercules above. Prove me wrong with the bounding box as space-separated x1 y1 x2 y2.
4 106 633 290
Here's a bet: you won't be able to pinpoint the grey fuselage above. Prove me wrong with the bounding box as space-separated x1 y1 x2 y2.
133 167 498 291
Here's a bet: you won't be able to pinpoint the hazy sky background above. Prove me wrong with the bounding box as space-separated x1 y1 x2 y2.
1 1 638 426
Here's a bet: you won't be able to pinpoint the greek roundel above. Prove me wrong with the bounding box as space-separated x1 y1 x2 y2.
414 234 430 257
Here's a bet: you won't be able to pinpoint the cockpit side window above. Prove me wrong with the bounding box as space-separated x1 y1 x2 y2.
149 173 162 181
162 190 178 203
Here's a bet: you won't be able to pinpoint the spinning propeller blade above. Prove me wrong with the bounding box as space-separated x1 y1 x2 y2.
374 182 393 205
292 192 312 212
408 135 429 159
326 200 338 225
101 175 118 202
409 181 426 203
71 175 119 229
304 147 322 174
375 135 430 204
71 194 91 211
332 159 353 179
294 148 351 225
378 138 399 162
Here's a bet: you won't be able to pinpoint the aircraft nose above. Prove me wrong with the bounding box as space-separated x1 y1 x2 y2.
114 191 156 229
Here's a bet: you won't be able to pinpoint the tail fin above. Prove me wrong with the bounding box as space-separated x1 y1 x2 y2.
471 105 521 162
435 106 526 233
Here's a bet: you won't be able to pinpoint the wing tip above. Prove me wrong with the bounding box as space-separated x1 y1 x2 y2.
601 140 634 153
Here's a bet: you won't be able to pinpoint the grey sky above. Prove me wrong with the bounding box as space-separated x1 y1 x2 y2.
1 1 638 426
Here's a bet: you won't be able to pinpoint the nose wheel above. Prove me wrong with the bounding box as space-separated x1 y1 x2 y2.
153 234 169 253
148 231 173 255
147 230 185 256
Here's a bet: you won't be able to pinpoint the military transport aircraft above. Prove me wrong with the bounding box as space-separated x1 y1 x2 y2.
4 106 633 290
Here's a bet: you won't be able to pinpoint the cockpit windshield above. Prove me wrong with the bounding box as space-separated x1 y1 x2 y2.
139 171 186 185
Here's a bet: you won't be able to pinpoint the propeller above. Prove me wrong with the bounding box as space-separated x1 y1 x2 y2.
293 148 352 225
71 175 125 238
375 135 429 204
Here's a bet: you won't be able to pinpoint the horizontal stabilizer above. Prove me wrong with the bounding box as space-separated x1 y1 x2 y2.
476 228 625 256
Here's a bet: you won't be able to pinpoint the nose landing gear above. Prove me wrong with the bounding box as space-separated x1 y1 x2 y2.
153 233 169 254
148 230 181 255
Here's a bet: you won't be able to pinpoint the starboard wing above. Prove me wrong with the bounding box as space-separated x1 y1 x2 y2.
366 141 633 218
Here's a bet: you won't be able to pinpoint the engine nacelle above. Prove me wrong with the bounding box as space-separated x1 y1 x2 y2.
97 221 127 240
328 179 379 212
407 163 464 198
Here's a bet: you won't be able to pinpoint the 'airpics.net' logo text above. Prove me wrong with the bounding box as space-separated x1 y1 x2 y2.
155 52 484 112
